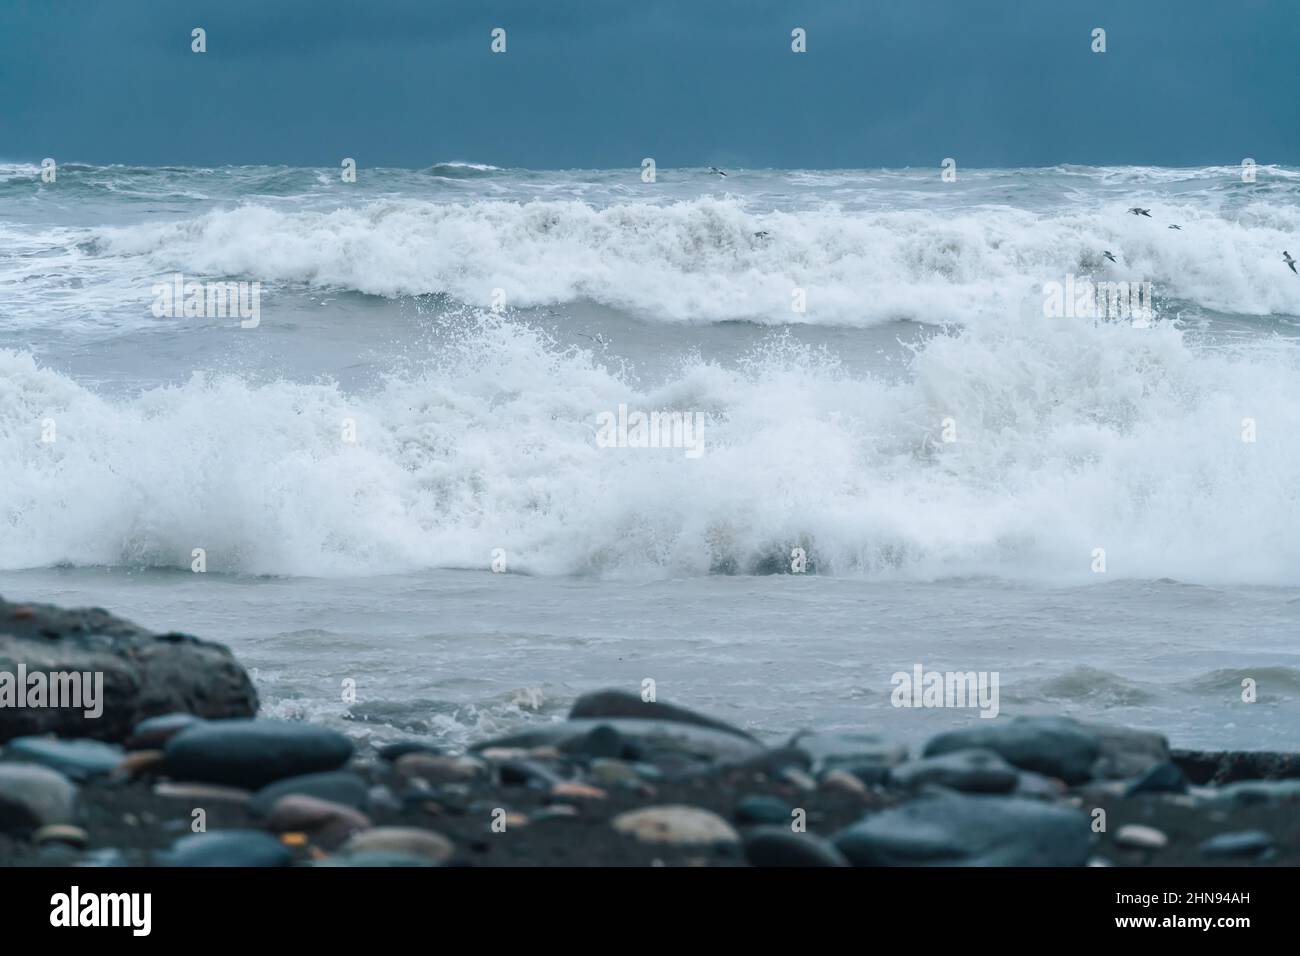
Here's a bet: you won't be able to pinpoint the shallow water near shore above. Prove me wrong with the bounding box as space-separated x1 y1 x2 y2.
2 566 1297 753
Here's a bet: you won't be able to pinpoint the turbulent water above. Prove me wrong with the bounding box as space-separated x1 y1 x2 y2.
2 162 1299 750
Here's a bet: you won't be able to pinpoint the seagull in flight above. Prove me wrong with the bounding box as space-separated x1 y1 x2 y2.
1103 251 1118 263
1285 251 1297 274
708 166 728 177
1128 207 1152 217
1168 224 1181 230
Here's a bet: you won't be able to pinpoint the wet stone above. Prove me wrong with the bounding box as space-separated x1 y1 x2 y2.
1125 760 1188 796
163 830 293 867
744 828 850 867
833 791 1092 867
266 794 371 850
923 717 1101 784
611 805 740 847
888 749 1020 794
249 771 369 816
5 737 125 781
1199 830 1274 860
340 826 454 864
1115 824 1168 850
163 719 353 789
734 795 794 826
0 763 77 833
126 713 205 751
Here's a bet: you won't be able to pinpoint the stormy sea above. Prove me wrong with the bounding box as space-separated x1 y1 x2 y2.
3 161 1299 752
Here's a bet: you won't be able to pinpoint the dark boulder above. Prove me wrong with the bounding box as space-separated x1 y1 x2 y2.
0 596 256 743
568 690 757 741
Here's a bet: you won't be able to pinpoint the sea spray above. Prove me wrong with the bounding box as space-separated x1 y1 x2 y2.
3 309 1298 583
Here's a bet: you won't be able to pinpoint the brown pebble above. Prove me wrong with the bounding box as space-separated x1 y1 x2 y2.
550 782 608 801
33 824 88 848
116 750 165 778
341 827 454 863
395 753 486 785
267 794 371 850
780 768 818 792
478 747 531 761
153 781 251 805
611 805 741 846
820 769 869 796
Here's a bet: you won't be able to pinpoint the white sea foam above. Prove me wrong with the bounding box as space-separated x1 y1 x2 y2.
3 311 1298 583
75 196 1300 326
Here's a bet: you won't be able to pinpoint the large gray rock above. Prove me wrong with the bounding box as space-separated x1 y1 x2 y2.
833 791 1092 866
923 716 1100 783
0 597 257 743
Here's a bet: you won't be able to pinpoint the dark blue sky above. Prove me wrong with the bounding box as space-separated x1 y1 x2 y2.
1 0 1295 168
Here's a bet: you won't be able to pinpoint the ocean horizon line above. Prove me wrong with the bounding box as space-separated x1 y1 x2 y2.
4 159 1297 174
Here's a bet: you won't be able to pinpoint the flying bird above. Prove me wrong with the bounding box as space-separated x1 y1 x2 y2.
1285 251 1297 274
708 166 727 177
1168 224 1181 230
1103 251 1118 263
1128 207 1152 217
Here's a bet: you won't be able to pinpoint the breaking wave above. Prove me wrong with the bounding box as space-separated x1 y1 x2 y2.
4 310 1299 582
81 195 1300 325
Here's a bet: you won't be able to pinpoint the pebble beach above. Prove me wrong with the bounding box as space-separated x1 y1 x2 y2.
2 596 1296 868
